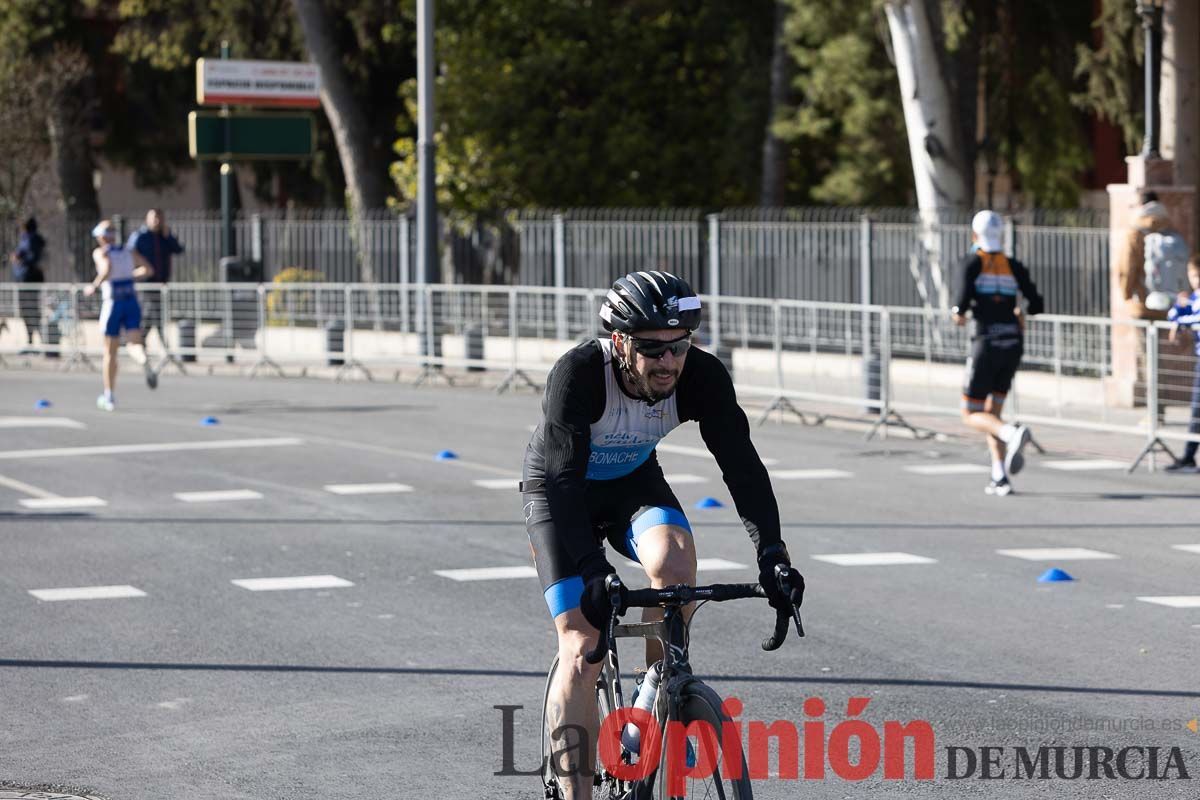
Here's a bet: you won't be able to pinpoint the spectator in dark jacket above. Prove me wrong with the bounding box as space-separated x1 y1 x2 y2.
9 217 46 351
127 208 183 348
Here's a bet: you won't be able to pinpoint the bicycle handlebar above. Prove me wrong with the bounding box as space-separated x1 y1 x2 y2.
584 571 803 664
622 582 765 608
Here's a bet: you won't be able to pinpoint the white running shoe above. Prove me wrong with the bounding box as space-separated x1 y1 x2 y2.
1004 425 1031 475
985 477 1013 496
96 394 115 412
145 364 158 390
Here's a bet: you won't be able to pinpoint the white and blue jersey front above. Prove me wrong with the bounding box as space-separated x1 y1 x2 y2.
585 339 683 479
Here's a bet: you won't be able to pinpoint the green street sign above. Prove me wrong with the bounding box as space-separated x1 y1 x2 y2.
188 111 315 160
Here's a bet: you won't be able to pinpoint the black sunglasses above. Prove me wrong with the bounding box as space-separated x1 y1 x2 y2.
627 334 691 359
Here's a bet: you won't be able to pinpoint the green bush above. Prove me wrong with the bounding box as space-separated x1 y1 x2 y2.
266 268 325 326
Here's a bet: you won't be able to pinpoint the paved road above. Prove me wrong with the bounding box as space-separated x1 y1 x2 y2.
1 369 1197 799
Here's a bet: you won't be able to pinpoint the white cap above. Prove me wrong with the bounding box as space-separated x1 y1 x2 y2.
971 210 1003 253
91 221 115 240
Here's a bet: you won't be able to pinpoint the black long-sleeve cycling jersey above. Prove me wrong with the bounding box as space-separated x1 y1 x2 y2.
952 250 1044 340
523 338 782 579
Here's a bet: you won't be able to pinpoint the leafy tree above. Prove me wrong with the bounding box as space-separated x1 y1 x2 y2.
774 0 911 205
776 0 1100 209
392 0 777 214
0 47 93 214
113 0 412 209
1072 0 1141 153
0 1 103 214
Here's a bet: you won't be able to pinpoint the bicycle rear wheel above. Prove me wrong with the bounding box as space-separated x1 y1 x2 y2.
652 680 752 800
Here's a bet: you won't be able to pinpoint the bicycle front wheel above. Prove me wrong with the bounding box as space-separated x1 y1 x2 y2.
655 680 752 800
540 654 627 800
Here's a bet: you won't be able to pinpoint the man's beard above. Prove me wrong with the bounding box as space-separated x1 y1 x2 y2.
628 361 680 404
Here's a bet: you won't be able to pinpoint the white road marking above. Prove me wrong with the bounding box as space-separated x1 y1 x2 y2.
232 575 354 591
656 443 779 466
0 437 304 461
324 483 414 495
435 566 538 582
473 479 520 490
663 474 709 484
30 585 146 601
438 559 747 582
696 558 748 571
156 698 193 710
1171 544 1200 555
1043 459 1129 471
812 552 937 566
0 416 86 429
1136 596 1200 608
503 472 707 488
0 473 58 499
770 469 853 480
996 548 1119 561
19 496 107 510
174 489 264 503
903 464 989 476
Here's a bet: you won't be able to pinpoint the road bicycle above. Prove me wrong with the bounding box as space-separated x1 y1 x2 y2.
541 568 803 799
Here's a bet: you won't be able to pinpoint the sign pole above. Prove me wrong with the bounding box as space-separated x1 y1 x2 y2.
220 41 234 259
416 0 440 367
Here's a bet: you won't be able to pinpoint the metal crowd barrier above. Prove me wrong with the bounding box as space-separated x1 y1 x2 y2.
2 282 1197 469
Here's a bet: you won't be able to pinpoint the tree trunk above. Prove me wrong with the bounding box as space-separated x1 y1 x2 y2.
759 0 790 207
46 76 99 219
884 0 972 310
291 0 390 283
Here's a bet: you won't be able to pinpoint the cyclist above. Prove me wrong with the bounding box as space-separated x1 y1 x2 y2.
84 220 158 411
952 210 1044 496
521 270 804 797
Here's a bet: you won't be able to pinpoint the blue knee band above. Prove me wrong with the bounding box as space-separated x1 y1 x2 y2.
544 575 584 618
624 506 692 563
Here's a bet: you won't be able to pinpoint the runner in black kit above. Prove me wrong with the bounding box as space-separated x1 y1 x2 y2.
952 211 1044 496
522 270 804 798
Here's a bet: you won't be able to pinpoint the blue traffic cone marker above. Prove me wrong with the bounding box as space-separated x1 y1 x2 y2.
695 496 724 509
1037 567 1074 583
201 416 220 426
435 450 459 460
34 399 52 409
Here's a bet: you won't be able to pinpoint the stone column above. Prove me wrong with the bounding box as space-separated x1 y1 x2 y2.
1107 2 1198 409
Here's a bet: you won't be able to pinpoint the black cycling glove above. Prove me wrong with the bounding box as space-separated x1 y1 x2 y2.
757 543 805 611
577 555 625 632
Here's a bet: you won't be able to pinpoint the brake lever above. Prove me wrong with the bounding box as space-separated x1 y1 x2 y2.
777 565 805 638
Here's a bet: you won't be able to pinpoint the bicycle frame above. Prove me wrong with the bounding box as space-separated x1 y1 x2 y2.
596 603 700 797
610 604 691 719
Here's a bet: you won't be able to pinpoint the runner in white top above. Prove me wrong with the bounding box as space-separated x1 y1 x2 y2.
84 220 158 411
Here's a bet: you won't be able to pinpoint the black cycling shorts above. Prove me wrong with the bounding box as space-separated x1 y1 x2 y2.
521 457 692 618
962 337 1022 411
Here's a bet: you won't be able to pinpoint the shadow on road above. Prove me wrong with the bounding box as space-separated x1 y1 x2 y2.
5 512 1200 530
0 658 1196 698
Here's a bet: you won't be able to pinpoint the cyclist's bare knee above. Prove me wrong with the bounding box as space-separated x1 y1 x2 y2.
636 524 696 587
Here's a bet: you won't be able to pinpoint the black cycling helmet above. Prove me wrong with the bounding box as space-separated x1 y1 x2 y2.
599 270 702 333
